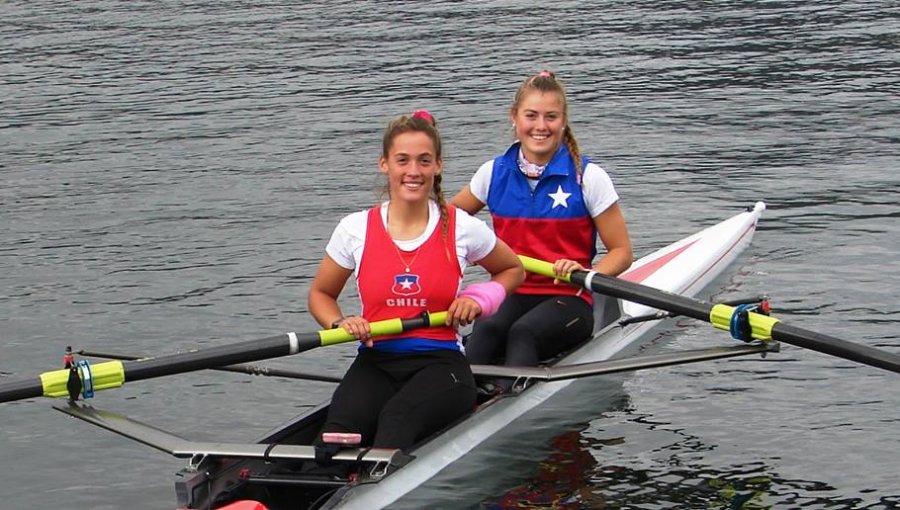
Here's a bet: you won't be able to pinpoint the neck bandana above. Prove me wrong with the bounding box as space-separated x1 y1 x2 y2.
517 149 547 179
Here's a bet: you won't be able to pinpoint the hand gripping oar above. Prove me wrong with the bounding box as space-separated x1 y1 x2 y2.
520 256 900 375
0 312 448 404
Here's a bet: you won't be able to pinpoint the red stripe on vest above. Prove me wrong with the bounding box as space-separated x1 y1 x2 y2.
357 205 461 341
493 215 595 304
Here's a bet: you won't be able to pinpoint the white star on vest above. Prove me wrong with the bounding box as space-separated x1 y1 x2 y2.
548 185 571 208
399 278 415 290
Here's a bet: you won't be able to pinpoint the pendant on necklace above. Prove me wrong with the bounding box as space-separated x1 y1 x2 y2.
393 244 420 273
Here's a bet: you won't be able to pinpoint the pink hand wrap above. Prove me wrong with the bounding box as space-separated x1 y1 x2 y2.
459 281 507 318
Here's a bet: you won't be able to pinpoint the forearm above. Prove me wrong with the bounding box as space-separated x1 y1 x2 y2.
491 265 525 295
308 289 345 329
476 239 524 295
591 246 634 277
450 185 485 215
454 260 523 325
308 255 355 328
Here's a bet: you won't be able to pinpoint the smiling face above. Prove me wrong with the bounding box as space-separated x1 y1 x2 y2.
379 131 442 204
512 90 566 166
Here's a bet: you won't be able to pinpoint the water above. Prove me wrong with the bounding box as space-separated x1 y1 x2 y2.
2 1 898 508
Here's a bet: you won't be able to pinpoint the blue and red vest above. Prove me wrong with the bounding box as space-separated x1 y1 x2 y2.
357 204 462 351
487 143 597 304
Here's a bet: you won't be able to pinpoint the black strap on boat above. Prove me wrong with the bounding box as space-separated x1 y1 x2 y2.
315 443 341 463
355 447 372 463
263 442 278 463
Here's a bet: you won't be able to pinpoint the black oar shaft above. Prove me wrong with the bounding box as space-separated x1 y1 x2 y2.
123 333 305 383
574 270 900 374
569 271 713 320
772 323 900 374
0 378 44 402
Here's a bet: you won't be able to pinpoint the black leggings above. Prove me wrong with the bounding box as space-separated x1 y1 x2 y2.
318 348 476 450
465 294 594 368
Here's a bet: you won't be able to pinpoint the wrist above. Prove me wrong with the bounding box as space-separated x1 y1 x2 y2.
459 281 507 318
330 315 356 329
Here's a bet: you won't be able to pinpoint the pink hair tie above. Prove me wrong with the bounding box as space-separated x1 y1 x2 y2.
538 70 552 77
459 281 507 318
411 109 435 125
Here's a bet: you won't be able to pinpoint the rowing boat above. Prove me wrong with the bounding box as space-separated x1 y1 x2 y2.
129 201 764 509
45 202 766 509
5 199 898 508
2 192 897 510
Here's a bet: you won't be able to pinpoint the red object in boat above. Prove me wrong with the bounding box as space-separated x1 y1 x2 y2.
214 500 269 510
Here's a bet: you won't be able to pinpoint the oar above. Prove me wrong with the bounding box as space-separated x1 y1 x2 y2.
0 312 447 404
77 350 342 383
520 256 900 374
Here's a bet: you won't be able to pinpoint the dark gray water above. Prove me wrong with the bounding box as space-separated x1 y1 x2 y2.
2 1 898 509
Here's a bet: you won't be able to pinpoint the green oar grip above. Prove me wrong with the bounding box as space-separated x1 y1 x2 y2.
317 311 449 346
519 255 573 284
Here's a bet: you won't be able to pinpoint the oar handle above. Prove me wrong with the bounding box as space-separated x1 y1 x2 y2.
519 256 572 283
318 311 448 345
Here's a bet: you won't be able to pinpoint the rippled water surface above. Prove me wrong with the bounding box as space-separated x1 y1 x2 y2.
2 1 899 509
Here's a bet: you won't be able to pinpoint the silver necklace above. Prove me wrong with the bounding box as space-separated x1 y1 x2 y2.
390 241 421 273
386 207 425 272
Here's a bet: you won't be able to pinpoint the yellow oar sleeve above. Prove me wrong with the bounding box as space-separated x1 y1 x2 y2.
710 304 780 341
39 361 125 398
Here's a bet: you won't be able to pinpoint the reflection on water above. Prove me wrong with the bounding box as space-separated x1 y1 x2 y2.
483 411 900 510
479 430 611 510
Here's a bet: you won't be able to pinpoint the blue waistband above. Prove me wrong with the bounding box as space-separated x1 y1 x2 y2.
360 337 462 353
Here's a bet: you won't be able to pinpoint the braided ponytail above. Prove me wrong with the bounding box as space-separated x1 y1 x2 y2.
563 124 583 182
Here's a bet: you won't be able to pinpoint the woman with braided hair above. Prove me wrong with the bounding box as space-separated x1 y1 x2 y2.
452 71 633 393
308 110 523 451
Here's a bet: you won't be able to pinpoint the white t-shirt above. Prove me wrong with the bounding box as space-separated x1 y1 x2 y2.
468 159 620 218
326 200 497 273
